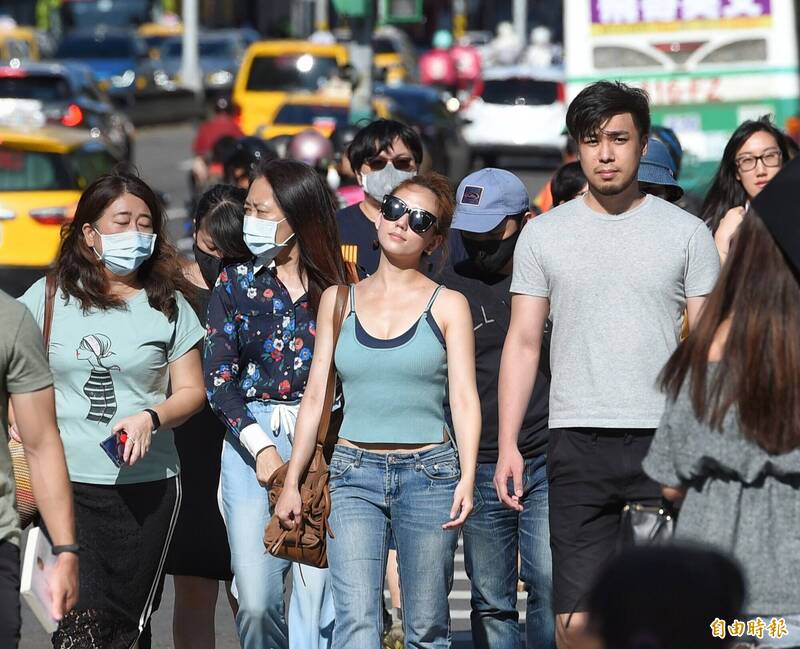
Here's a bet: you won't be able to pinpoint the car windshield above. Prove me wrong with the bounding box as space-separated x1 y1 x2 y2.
60 0 150 30
0 75 72 102
274 103 349 128
55 36 136 59
481 79 558 106
163 38 236 59
372 38 396 54
246 54 339 92
0 148 74 191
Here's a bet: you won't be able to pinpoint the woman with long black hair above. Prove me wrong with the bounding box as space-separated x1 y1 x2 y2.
165 184 252 649
20 169 206 649
204 160 346 649
644 158 800 648
701 116 789 262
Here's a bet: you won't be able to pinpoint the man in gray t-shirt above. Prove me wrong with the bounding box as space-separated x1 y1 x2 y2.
0 290 78 645
495 81 719 648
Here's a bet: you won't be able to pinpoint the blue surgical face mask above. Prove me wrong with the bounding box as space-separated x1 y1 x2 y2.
93 229 157 276
243 215 294 265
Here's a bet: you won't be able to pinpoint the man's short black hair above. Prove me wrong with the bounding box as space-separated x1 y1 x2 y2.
566 81 650 141
347 119 424 171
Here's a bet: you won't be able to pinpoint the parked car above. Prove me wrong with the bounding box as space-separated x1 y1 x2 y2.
0 62 134 159
373 82 471 179
461 65 566 166
54 28 153 106
156 29 259 98
0 122 122 294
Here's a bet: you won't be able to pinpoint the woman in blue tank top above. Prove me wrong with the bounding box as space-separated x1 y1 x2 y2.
276 172 481 648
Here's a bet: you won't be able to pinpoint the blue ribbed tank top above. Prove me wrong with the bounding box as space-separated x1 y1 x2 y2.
334 284 449 444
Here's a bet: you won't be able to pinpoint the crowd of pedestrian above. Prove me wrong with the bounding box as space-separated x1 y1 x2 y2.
1 78 799 649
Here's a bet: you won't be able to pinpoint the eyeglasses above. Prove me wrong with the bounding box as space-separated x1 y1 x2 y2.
381 194 437 234
735 150 782 172
366 156 416 172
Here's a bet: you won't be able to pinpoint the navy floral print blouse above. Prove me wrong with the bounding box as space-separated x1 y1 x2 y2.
203 261 316 437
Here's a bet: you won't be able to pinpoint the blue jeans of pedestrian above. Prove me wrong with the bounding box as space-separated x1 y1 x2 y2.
327 442 461 649
462 454 555 649
220 401 335 649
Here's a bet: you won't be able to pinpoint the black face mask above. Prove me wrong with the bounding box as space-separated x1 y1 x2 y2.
462 230 520 276
194 243 223 288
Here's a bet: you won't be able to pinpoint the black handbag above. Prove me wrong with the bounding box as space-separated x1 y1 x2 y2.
618 500 676 548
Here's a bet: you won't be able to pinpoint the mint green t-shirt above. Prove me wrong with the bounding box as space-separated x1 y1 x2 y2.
20 279 204 485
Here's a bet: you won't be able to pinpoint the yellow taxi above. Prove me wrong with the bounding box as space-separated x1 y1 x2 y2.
0 125 121 269
232 40 349 136
138 21 183 60
0 26 43 62
256 94 392 141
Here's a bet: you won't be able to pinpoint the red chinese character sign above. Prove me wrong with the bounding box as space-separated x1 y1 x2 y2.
590 0 772 33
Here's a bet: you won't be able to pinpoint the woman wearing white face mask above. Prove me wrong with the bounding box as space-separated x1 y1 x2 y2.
19 170 206 649
204 159 348 649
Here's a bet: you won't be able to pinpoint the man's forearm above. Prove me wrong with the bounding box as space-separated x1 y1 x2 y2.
26 435 75 546
497 342 541 452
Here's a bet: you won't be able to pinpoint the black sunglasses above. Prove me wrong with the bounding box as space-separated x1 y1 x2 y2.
366 156 416 172
381 194 437 234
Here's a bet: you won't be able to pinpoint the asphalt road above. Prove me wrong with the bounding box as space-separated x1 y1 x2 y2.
17 121 554 648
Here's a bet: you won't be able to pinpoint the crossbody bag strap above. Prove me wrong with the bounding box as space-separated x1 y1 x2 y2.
42 274 57 360
316 285 349 446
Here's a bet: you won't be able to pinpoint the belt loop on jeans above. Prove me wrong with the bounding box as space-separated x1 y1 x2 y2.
413 452 422 471
623 432 632 445
354 449 363 467
591 430 599 443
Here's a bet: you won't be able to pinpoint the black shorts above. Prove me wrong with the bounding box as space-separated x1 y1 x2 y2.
547 427 661 615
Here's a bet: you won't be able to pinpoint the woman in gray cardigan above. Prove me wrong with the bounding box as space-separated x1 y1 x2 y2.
643 160 800 649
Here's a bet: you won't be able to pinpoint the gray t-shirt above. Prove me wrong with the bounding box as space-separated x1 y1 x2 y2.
511 194 720 429
0 290 53 546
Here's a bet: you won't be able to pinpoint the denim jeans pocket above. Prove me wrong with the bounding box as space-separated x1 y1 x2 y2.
420 457 460 481
329 456 356 480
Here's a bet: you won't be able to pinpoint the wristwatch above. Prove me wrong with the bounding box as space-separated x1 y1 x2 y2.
144 408 161 433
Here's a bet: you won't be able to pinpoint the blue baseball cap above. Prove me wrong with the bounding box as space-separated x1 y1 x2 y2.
638 139 684 201
452 168 530 233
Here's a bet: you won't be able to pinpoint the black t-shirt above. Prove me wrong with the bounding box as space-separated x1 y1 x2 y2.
440 260 550 463
336 202 467 279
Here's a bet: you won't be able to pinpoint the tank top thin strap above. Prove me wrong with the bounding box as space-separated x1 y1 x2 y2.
348 283 356 315
424 284 444 313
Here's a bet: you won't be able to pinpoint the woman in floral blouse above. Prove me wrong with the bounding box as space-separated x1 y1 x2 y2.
204 159 347 649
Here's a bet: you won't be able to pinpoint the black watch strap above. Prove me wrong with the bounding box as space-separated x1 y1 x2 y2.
52 543 80 556
144 408 161 432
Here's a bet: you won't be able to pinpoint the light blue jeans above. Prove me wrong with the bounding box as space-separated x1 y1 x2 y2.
462 455 554 649
326 442 461 649
220 400 335 649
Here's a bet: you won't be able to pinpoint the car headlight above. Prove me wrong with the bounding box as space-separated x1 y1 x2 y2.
153 69 171 87
111 70 136 88
206 70 233 86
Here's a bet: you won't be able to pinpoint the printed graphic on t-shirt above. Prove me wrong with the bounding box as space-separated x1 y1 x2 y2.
76 334 120 425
